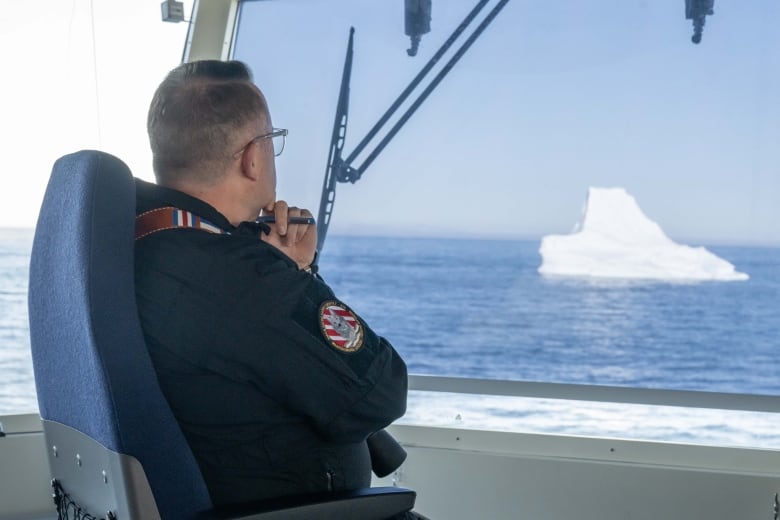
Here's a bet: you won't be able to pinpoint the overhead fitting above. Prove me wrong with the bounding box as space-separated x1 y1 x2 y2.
405 0 432 56
685 0 715 44
161 0 185 23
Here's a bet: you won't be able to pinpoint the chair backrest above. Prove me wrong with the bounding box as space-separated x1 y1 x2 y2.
28 150 212 518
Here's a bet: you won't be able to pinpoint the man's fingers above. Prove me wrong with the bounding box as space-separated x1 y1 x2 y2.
273 201 290 235
261 202 314 245
294 209 314 242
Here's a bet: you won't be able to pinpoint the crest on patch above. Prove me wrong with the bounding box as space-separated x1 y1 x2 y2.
319 300 364 353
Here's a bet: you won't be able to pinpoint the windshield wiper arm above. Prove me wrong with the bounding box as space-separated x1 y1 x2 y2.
316 0 511 251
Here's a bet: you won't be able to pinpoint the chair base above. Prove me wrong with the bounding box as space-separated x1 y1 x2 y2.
202 487 416 520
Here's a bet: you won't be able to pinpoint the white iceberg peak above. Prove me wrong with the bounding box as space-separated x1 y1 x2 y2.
538 187 749 281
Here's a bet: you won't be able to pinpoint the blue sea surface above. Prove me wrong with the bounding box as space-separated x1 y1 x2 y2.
2 230 779 447
0 228 35 415
320 236 780 395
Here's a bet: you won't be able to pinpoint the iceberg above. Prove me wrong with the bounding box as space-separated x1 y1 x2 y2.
538 187 749 281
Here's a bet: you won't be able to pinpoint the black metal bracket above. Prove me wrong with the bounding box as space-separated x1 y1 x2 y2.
316 0 511 251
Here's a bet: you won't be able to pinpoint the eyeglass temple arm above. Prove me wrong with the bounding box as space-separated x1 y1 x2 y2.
315 0 511 252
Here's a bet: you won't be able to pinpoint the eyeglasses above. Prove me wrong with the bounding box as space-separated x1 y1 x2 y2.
234 128 288 157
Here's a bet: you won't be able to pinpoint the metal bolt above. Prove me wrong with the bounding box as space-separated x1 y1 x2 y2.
52 445 58 458
102 470 108 484
76 454 81 467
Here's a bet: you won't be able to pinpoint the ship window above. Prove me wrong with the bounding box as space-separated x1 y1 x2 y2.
232 0 779 390
232 1 780 446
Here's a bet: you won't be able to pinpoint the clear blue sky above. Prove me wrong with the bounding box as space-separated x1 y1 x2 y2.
235 0 779 246
2 1 777 246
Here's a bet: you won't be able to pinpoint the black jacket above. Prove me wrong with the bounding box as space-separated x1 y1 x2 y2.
134 179 408 506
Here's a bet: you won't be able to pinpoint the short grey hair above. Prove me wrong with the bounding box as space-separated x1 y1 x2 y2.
147 60 268 185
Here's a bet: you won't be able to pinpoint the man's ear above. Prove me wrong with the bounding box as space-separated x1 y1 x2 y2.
239 145 260 181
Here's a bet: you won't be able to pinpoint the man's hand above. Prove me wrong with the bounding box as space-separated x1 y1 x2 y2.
260 200 317 269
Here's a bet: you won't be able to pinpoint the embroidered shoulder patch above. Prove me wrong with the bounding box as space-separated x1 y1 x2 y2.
319 300 364 353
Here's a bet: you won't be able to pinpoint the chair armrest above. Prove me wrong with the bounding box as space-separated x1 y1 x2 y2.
200 486 416 520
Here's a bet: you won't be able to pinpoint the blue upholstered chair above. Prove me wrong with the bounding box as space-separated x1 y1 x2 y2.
28 150 415 519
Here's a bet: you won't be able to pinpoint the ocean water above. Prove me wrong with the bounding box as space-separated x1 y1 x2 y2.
2 230 779 447
320 236 780 394
0 228 35 415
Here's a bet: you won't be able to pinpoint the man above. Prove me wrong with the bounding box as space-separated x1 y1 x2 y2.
134 60 409 508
